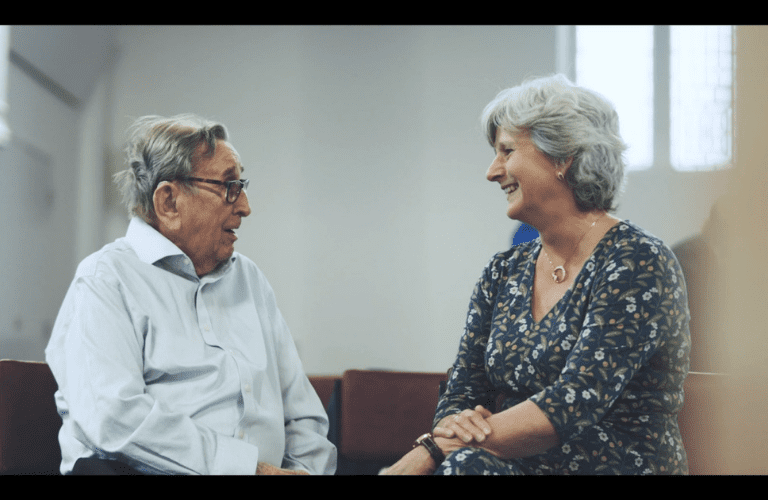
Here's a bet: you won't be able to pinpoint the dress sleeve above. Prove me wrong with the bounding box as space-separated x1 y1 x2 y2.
529 234 690 443
433 253 508 427
46 272 260 475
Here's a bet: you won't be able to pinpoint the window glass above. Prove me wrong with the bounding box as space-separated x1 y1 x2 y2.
576 26 654 170
670 25 733 171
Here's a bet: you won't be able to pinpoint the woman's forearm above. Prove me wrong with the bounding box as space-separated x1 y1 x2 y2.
477 400 559 459
435 400 559 460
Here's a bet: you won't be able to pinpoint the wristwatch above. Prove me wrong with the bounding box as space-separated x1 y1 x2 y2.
413 432 446 465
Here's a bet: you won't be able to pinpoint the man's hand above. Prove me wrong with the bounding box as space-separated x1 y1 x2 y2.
256 462 310 475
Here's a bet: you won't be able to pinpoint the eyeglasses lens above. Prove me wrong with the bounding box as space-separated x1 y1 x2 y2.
227 180 248 203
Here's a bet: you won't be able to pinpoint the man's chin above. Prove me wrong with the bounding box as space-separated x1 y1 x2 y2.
220 246 236 262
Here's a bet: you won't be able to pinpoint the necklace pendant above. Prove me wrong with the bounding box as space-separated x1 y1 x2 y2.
552 265 567 283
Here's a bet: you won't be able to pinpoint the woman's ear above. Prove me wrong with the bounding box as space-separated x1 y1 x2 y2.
556 157 574 180
561 156 574 172
153 181 181 232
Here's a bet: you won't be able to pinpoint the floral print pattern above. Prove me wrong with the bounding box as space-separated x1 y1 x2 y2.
434 221 690 475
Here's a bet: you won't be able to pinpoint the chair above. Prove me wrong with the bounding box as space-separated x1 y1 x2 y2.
330 369 447 475
0 360 62 475
308 375 340 410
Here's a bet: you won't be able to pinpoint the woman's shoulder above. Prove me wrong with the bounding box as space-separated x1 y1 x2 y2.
609 220 661 242
486 238 540 272
605 220 674 257
472 240 539 304
599 221 683 281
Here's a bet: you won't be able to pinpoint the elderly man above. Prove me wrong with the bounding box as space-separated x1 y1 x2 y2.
45 115 336 475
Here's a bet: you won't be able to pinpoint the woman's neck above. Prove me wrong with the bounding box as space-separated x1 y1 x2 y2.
536 210 616 264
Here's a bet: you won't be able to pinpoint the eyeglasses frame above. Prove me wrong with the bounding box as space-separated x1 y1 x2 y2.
179 176 249 204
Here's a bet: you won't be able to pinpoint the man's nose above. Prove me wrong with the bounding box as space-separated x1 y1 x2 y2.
236 190 252 217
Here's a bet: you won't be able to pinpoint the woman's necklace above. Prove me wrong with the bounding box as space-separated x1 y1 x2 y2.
541 213 606 284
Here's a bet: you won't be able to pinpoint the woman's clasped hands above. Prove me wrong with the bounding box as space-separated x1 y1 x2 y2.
434 405 494 446
380 405 496 475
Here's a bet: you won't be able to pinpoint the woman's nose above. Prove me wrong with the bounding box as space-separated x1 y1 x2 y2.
486 155 504 182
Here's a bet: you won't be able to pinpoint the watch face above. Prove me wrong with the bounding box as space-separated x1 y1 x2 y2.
414 433 430 446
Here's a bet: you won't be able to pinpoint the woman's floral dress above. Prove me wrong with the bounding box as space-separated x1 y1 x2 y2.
433 221 690 475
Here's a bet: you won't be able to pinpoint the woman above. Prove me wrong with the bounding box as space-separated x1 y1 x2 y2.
384 74 690 475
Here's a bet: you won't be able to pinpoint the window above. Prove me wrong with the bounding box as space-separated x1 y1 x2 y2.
559 26 733 172
669 26 733 171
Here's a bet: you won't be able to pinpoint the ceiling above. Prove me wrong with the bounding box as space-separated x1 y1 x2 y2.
10 25 119 107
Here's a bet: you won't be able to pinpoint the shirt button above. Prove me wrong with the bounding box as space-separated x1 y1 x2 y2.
244 384 251 393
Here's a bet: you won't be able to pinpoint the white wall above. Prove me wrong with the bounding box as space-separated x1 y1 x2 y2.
103 26 561 374
0 50 80 361
2 25 728 374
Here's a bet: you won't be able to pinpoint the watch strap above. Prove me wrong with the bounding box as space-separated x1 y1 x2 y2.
414 432 446 465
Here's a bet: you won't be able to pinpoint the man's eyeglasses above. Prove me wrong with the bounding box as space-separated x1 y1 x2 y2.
180 177 249 204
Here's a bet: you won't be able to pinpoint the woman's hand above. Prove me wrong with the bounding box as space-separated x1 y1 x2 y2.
381 435 470 475
433 405 493 444
383 401 558 474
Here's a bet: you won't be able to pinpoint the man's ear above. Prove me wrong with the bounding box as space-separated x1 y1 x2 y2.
153 181 181 232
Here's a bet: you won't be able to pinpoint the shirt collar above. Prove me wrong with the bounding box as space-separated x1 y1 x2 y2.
125 217 237 281
126 217 186 265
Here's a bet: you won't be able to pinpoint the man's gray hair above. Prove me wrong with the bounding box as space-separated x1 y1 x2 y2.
481 74 627 212
113 114 230 223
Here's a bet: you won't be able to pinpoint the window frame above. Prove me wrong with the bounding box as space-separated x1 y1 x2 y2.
556 25 733 173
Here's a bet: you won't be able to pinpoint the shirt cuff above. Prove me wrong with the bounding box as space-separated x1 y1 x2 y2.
210 435 260 475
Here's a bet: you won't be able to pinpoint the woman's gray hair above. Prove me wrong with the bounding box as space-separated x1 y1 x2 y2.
481 74 627 212
113 114 231 223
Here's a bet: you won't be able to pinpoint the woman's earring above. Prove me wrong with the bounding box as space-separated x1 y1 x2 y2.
556 171 565 181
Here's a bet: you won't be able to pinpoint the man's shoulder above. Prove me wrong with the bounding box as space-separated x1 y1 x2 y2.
74 238 137 280
229 252 267 282
231 251 256 268
227 252 280 298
